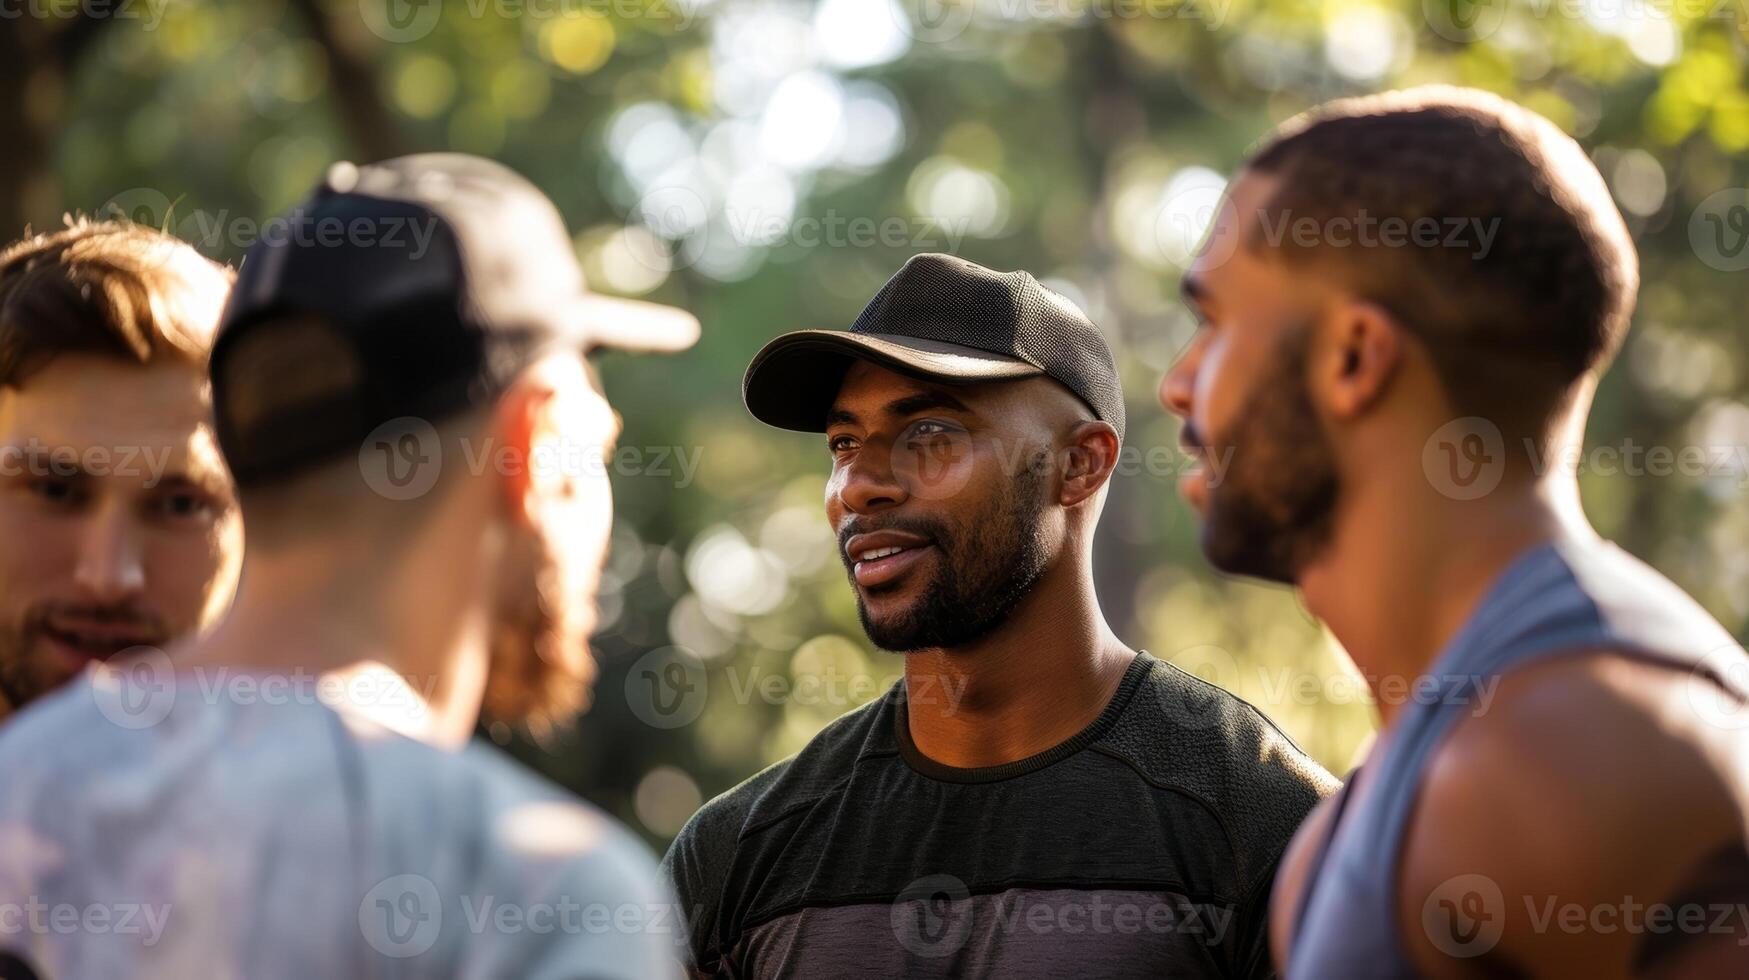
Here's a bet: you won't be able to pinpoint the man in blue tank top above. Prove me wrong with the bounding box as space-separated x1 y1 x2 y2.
1160 85 1749 978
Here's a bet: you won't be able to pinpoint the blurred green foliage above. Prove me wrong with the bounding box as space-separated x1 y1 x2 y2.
12 0 1748 849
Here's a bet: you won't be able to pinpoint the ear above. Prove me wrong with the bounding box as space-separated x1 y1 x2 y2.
1320 300 1403 421
492 377 559 530
1058 420 1121 508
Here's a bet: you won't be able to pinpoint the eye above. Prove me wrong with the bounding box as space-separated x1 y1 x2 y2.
149 489 218 523
828 434 860 455
27 478 83 508
903 420 959 447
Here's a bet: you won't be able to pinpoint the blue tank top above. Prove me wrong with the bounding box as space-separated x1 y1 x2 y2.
1287 535 1749 978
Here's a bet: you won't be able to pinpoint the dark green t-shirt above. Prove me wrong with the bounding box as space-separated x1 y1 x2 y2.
664 652 1338 978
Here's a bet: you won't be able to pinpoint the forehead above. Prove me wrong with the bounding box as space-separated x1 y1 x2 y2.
1187 170 1280 288
1183 169 1343 327
0 355 221 474
574 357 619 428
828 359 1084 433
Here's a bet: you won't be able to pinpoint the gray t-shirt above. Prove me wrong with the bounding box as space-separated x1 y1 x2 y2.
0 669 681 979
665 652 1338 979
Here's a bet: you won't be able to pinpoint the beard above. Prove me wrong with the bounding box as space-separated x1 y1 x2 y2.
0 602 167 715
1193 327 1339 584
0 623 50 715
847 456 1053 652
481 520 596 738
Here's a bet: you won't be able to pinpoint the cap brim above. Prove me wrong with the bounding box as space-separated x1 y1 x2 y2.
742 330 1044 433
560 293 700 354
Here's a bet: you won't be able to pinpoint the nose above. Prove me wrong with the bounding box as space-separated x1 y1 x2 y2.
833 442 908 517
73 500 146 606
1160 336 1201 420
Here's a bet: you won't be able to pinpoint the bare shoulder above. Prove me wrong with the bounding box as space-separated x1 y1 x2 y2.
1397 650 1749 979
1269 786 1347 971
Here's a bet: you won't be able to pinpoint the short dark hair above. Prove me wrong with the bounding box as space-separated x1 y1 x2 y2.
0 218 233 387
1243 86 1639 436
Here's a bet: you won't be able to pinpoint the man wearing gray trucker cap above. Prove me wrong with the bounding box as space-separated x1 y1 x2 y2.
664 253 1336 979
0 154 694 979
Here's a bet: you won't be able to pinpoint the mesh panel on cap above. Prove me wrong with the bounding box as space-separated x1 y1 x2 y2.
848 254 1125 440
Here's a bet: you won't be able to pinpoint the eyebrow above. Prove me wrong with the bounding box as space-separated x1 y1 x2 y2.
826 389 974 429
0 449 231 502
153 471 231 499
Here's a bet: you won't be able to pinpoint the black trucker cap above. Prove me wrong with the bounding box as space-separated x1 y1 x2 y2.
742 253 1124 441
211 152 698 487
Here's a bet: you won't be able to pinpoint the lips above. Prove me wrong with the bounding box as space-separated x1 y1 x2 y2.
1178 424 1214 513
844 530 936 590
37 613 162 671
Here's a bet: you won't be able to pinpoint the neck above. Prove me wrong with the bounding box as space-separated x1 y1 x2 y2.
902 552 1136 769
177 531 494 750
1298 471 1592 727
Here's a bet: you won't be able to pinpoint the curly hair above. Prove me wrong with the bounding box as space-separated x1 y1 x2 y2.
1243 86 1639 437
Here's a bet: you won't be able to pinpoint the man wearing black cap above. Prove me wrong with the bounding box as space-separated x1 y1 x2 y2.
664 253 1336 978
0 154 695 978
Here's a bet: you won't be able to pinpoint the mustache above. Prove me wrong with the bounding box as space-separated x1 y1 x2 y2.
1180 420 1207 454
23 601 166 635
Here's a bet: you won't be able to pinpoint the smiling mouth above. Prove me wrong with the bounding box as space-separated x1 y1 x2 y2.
849 541 936 590
854 545 911 562
38 623 160 667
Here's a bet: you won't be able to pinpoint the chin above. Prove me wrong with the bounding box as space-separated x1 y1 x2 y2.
855 605 923 654
1200 519 1300 586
